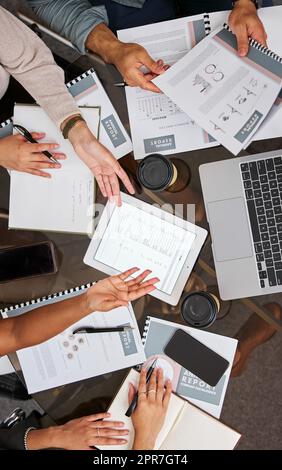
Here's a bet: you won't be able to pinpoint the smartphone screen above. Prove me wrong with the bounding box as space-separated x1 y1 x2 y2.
0 242 56 282
164 329 229 387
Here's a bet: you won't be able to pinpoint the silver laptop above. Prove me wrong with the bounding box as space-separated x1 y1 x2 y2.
199 150 282 300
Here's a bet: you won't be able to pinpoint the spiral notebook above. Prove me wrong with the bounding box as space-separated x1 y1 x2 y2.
153 24 282 155
0 284 145 393
141 316 237 419
98 369 241 450
118 13 217 159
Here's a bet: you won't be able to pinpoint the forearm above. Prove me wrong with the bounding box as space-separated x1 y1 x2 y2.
1 293 92 355
27 426 62 450
86 23 123 65
28 0 108 54
0 7 80 128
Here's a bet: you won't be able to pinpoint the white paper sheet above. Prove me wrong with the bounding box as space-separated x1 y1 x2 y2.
118 16 218 159
154 26 282 155
9 105 98 234
4 297 145 393
208 7 282 143
68 69 132 159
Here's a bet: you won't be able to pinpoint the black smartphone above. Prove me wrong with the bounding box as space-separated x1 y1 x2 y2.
164 329 229 387
0 241 58 283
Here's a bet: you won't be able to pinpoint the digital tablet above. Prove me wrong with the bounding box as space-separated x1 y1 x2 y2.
84 193 207 305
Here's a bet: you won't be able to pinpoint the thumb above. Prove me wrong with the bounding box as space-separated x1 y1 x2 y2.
235 25 249 57
128 383 136 404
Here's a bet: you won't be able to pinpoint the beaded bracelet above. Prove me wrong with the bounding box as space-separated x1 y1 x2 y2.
23 426 36 450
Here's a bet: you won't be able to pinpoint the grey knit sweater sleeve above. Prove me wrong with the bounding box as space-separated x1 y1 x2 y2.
0 6 80 127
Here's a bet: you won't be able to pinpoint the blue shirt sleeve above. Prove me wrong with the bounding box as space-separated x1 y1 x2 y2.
26 0 109 53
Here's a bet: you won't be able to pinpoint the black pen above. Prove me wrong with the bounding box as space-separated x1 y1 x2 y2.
125 358 158 418
73 326 134 334
13 124 59 164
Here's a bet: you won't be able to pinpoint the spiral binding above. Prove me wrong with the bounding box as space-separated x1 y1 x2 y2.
66 68 95 89
223 23 282 63
203 13 211 36
141 316 151 346
0 282 95 315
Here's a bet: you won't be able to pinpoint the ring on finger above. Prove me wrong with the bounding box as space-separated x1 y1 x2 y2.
148 389 156 394
96 428 100 437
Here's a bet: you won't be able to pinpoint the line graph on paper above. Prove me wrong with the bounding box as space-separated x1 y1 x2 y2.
95 203 195 295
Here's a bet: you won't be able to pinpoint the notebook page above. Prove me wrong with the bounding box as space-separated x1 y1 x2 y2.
99 369 184 450
9 105 99 234
161 402 241 450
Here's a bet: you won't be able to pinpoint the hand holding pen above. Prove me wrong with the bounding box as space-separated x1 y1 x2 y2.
127 366 172 450
6 124 66 178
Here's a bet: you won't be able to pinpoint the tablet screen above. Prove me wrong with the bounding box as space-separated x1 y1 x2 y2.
94 202 196 295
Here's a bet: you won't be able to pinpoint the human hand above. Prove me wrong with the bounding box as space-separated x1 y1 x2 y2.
130 368 172 450
112 42 167 93
85 267 159 313
229 0 267 56
27 413 128 450
67 121 134 205
0 133 65 177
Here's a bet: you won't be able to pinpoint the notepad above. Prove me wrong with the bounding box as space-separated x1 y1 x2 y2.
9 104 99 234
0 285 145 393
98 369 241 450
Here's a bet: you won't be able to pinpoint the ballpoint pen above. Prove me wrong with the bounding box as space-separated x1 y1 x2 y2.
125 358 157 417
13 123 59 164
73 326 134 334
114 82 127 87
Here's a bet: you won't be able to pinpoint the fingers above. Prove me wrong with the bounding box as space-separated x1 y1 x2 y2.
92 427 129 438
26 142 60 153
85 412 111 422
147 368 157 403
126 269 152 287
251 23 267 47
95 174 107 198
156 368 164 404
102 175 113 199
134 69 162 93
128 276 160 292
25 169 51 178
163 378 172 411
115 165 135 195
28 161 61 170
138 368 147 401
108 174 122 206
94 437 128 446
33 152 66 162
127 283 158 301
128 382 136 404
92 420 125 428
118 267 139 281
234 24 249 56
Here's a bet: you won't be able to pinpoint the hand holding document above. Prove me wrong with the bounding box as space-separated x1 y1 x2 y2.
118 15 217 159
153 26 282 155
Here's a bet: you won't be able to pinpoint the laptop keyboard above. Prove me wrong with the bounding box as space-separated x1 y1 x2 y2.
240 156 282 289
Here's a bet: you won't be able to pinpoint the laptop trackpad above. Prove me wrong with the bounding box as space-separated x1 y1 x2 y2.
208 198 253 262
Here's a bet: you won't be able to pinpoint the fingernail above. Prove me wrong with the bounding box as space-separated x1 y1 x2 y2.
55 164 61 168
121 440 127 444
117 422 124 427
53 144 60 148
106 413 111 417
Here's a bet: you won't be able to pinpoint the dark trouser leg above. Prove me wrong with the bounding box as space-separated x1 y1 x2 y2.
0 373 30 401
177 0 232 15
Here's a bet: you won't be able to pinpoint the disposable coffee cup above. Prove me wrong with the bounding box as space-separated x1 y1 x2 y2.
181 291 220 329
137 154 177 192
